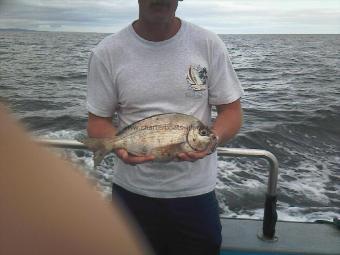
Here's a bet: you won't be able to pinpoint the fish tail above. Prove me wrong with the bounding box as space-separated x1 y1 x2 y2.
77 137 114 168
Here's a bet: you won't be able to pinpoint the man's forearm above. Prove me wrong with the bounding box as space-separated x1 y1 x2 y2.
211 99 243 145
87 112 118 138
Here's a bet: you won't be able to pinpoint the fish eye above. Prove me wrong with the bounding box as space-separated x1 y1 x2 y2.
199 128 208 136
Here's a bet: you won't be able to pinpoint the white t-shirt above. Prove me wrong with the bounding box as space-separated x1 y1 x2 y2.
87 19 244 198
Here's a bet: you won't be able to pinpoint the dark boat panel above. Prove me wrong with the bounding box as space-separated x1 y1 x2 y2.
220 217 340 255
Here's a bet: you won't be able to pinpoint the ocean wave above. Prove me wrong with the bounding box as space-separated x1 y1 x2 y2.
21 115 87 132
12 99 69 112
235 67 274 73
36 73 87 81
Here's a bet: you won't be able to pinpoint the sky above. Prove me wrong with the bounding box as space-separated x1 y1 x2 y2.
0 0 339 34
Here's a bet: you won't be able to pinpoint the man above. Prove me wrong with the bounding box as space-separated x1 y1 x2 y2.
86 0 243 254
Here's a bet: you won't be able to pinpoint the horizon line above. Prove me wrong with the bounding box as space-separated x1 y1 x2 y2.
1 28 339 35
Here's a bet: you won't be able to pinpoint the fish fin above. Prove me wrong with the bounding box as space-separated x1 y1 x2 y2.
77 137 113 168
93 149 110 168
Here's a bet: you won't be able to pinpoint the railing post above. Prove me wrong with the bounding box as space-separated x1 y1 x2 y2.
216 148 279 241
261 193 278 241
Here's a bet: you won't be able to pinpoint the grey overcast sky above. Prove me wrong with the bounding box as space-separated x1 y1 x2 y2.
0 0 339 34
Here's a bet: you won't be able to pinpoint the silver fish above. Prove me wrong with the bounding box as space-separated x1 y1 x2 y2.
78 113 218 167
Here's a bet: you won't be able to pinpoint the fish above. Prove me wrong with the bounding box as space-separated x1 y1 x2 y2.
78 113 218 167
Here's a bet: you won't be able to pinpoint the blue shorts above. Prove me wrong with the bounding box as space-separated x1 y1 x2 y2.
112 184 222 255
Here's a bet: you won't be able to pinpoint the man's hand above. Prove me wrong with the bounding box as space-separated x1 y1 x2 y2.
176 150 210 162
115 148 155 165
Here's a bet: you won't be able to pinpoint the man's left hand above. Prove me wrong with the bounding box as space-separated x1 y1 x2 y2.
176 150 210 162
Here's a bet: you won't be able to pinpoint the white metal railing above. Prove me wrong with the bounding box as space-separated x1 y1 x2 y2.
37 139 278 195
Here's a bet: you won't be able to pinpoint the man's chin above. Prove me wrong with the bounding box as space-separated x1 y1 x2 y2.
148 14 173 24
149 6 170 16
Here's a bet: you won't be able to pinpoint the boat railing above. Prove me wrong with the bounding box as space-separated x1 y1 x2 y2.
38 138 279 241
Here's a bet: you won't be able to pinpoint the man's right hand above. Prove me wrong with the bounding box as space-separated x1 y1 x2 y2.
115 149 155 165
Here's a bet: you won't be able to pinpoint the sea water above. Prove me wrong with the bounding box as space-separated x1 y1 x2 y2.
1 31 339 222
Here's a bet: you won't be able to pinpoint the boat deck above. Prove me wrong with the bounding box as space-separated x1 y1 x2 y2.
220 218 340 255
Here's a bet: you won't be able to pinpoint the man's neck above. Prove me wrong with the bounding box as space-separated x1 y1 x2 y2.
133 17 181 42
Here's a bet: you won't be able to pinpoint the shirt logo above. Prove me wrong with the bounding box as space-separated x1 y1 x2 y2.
186 65 208 92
